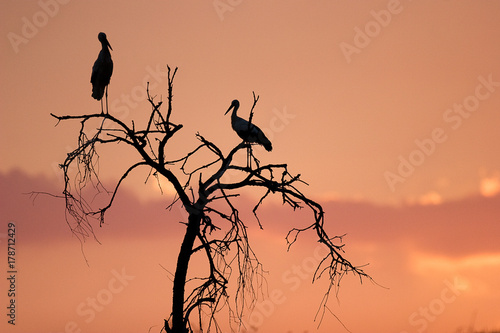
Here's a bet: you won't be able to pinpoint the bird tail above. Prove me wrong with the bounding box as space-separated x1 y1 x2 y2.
261 137 272 152
255 131 272 151
92 85 105 100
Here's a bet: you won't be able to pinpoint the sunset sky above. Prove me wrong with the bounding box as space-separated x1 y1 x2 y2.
1 1 500 332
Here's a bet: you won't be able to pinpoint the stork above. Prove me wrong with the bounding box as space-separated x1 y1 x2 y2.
225 99 272 167
91 32 113 113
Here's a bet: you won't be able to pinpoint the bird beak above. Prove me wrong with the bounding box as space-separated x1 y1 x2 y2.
224 105 233 115
106 39 113 51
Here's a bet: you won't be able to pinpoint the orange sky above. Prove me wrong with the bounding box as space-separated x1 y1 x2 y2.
1 1 500 333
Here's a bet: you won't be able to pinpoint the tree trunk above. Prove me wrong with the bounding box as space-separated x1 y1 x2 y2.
170 211 201 333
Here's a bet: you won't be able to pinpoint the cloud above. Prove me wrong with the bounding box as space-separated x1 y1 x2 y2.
2 169 499 258
417 191 442 205
0 169 185 245
412 252 500 273
480 174 500 197
317 196 500 258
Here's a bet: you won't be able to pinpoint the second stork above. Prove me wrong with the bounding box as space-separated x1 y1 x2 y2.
91 32 113 113
225 99 272 152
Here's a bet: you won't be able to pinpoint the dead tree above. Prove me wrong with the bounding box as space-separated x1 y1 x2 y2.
51 66 371 333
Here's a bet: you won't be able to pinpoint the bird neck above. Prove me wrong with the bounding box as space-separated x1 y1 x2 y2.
231 108 238 119
101 44 111 54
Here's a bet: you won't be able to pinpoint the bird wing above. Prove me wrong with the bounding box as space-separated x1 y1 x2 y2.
249 124 272 151
233 117 272 151
91 50 113 83
91 50 113 100
90 52 102 84
232 117 251 136
107 58 113 80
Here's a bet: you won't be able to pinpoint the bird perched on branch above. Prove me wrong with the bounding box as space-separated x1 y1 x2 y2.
91 32 113 112
225 99 272 151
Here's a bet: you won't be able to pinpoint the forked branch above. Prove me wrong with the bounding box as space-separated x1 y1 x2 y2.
50 65 370 333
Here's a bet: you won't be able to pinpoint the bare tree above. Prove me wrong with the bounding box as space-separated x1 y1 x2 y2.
51 66 370 333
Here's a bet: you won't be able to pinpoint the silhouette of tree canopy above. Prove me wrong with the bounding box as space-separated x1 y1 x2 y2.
51 66 371 333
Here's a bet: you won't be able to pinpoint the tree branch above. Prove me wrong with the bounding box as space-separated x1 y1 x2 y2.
49 66 371 333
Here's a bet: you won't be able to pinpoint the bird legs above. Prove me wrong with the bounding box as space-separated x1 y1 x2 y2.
246 145 260 170
100 86 109 114
105 86 109 114
246 146 251 168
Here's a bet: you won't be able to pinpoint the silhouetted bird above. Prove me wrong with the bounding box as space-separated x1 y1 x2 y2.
225 99 272 151
91 32 113 111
